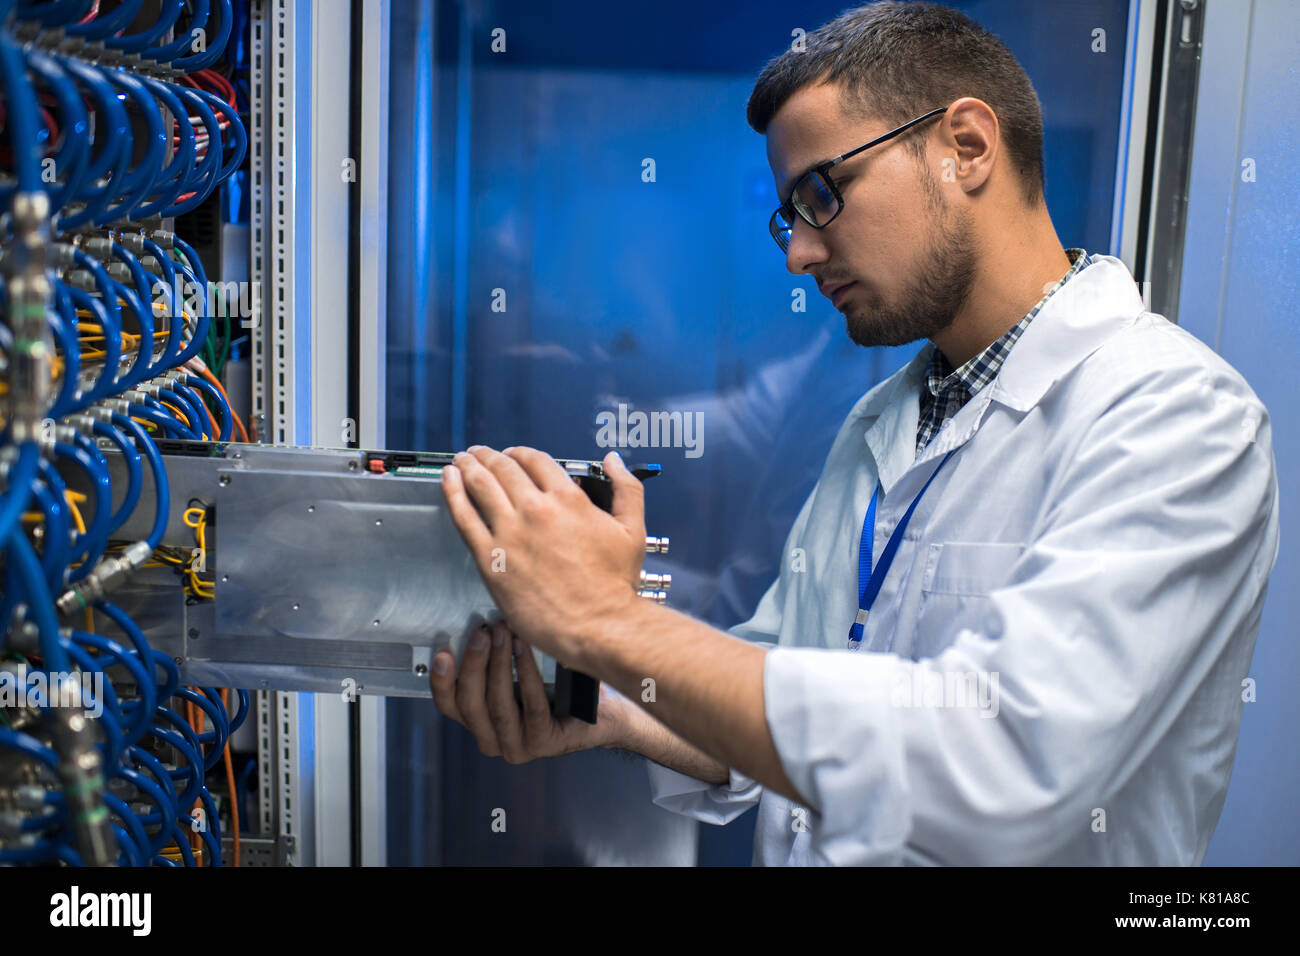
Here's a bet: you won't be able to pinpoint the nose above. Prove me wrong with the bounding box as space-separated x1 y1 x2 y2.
784 218 829 277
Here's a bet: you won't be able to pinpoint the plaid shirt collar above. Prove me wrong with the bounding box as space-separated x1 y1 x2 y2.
925 248 1091 400
915 248 1092 455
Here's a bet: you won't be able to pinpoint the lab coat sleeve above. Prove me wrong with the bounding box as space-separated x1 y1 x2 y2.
644 478 824 823
763 361 1281 864
643 587 776 824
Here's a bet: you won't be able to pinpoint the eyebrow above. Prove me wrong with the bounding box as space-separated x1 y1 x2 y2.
780 156 836 199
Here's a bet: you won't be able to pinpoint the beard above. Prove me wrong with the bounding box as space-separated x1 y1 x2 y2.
842 178 977 349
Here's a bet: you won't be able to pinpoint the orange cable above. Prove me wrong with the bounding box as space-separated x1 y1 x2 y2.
190 361 249 442
221 689 240 867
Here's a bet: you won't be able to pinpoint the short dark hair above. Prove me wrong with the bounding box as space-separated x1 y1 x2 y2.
747 1 1045 207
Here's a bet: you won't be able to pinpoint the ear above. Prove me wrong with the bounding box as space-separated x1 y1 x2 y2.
937 97 998 196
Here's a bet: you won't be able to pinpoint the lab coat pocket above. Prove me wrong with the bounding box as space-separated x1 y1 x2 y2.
913 541 1026 656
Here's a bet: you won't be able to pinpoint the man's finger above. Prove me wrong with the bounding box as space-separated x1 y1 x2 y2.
485 620 527 762
449 452 515 534
429 650 465 725
504 446 577 495
470 446 544 510
603 451 646 534
513 635 554 735
453 625 502 757
441 464 497 561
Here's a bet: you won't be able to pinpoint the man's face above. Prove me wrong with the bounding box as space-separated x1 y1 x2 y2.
766 81 977 349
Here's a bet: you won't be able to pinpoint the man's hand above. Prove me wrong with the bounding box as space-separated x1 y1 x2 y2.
430 619 634 762
440 446 646 667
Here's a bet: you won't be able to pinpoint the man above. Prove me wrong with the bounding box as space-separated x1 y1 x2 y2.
431 2 1280 865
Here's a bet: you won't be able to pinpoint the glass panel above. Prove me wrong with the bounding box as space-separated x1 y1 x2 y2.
384 0 1132 866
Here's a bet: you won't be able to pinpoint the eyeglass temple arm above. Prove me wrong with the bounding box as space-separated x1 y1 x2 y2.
832 106 950 166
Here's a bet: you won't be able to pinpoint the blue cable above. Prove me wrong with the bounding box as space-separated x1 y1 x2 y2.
48 642 124 766
147 720 203 809
109 281 154 391
30 480 69 593
92 419 142 533
158 698 222 774
169 381 215 439
163 84 224 217
106 415 168 550
21 50 90 214
169 236 210 365
91 604 165 714
14 0 94 26
68 249 125 393
110 243 167 381
158 384 208 439
70 629 152 746
129 402 186 440
109 820 146 868
126 743 179 810
104 794 150 866
142 238 186 368
0 441 40 544
172 0 234 74
53 57 131 231
55 436 111 583
47 284 81 418
132 79 197 220
0 726 59 771
65 285 119 408
0 444 42 635
0 14 43 191
66 0 144 38
196 83 248 185
4 499 72 673
95 71 167 224
232 689 251 733
167 821 196 866
188 374 233 441
175 685 226 753
104 0 185 53
144 0 209 63
197 786 223 865
113 764 174 855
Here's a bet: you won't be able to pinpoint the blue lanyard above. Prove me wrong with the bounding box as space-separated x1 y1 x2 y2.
847 449 955 650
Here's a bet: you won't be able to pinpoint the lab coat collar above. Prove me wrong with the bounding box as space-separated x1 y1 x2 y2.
861 254 1146 496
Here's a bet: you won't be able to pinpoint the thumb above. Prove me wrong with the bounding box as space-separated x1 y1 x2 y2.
604 450 645 533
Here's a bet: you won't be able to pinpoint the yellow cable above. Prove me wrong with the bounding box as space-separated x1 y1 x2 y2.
64 492 87 535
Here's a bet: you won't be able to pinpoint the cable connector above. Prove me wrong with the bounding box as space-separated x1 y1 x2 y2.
118 232 147 255
12 785 54 812
55 542 154 617
45 679 116 866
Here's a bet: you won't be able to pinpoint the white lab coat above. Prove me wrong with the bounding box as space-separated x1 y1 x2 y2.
647 254 1281 865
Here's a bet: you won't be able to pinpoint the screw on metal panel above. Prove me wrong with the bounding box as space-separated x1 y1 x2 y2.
188 628 199 638
221 575 229 582
347 460 358 471
374 519 381 526
291 603 299 611
219 475 231 486
307 504 314 512
414 664 427 677
372 619 380 627
174 657 183 665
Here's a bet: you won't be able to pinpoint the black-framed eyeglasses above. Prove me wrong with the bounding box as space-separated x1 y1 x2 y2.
769 106 948 253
